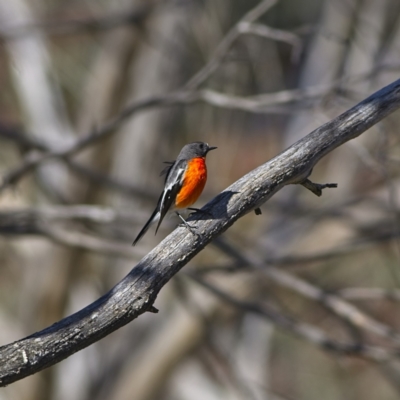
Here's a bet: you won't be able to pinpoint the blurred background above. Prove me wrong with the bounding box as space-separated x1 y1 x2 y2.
1 0 400 399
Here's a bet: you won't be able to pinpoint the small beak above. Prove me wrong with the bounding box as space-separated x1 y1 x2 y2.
207 146 217 152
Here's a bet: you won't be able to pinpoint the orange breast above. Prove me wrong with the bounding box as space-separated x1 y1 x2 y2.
175 157 207 209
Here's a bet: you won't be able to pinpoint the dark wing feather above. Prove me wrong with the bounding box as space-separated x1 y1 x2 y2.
155 159 186 233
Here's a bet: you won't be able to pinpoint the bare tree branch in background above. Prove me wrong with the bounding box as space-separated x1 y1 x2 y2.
0 78 400 386
2 64 399 194
0 0 280 193
188 273 395 362
1 203 399 261
210 237 400 345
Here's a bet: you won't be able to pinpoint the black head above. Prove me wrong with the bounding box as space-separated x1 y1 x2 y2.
178 141 217 159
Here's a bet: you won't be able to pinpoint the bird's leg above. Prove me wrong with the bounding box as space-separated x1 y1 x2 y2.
176 212 198 236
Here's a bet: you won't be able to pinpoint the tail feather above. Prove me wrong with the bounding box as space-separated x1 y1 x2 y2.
132 209 160 246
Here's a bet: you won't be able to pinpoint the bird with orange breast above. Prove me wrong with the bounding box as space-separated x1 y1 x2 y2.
132 142 217 245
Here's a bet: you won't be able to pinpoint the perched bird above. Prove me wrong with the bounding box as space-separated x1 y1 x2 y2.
132 141 217 245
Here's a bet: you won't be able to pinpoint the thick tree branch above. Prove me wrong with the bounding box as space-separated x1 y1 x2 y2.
1 79 400 386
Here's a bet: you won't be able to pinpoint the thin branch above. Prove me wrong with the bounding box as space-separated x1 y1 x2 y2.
0 206 140 257
2 65 400 193
2 203 399 267
237 21 303 61
266 230 400 267
1 0 399 195
195 228 400 270
237 22 301 47
0 0 281 194
0 124 158 200
42 224 136 259
0 123 47 150
0 88 311 193
0 92 200 192
211 237 400 346
185 0 278 89
0 87 364 192
0 205 138 226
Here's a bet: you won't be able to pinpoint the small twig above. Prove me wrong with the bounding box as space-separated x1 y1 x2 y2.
0 123 47 150
185 0 278 89
237 21 303 62
300 178 338 197
237 22 301 47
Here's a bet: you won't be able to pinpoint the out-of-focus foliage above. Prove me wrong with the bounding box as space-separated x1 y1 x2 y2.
1 0 400 399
